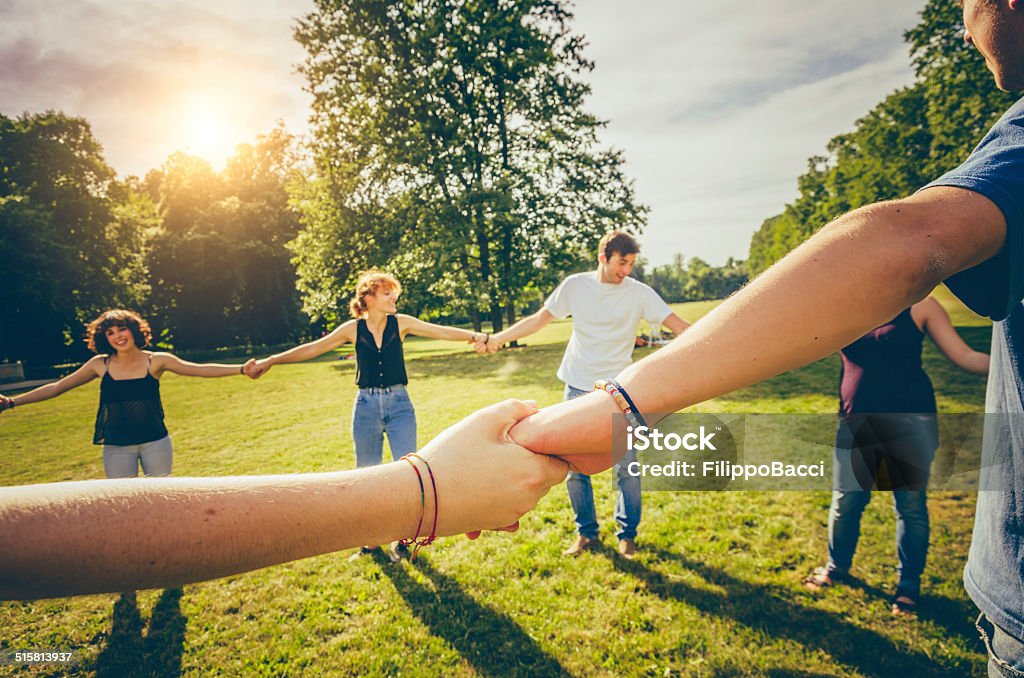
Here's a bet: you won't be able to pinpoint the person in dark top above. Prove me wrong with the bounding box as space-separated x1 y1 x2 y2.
247 269 488 468
803 296 988 615
0 309 255 478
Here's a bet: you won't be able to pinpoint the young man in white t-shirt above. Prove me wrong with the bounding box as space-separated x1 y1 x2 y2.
490 231 690 558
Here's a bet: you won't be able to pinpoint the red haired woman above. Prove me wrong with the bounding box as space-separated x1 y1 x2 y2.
247 270 490 467
0 309 255 478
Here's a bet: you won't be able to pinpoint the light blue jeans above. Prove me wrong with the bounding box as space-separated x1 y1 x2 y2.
827 414 937 597
564 384 641 541
352 385 417 467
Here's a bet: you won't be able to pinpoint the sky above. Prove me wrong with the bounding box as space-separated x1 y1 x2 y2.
0 0 927 266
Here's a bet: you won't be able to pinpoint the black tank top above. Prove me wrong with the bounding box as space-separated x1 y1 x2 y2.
839 308 937 415
355 315 408 388
93 355 169 445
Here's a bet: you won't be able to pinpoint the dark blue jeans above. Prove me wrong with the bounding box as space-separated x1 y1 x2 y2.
351 385 417 467
564 384 641 541
827 414 938 597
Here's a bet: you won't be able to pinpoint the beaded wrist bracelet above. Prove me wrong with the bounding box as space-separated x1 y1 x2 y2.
594 379 648 430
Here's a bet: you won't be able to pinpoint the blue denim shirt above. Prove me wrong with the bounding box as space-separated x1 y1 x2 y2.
924 95 1024 640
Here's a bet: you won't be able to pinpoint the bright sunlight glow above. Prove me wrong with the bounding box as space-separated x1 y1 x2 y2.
181 104 235 168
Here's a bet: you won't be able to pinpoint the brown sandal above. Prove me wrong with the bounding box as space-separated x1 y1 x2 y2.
891 595 918 617
803 566 837 591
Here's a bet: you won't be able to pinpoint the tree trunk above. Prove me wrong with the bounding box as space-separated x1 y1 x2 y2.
459 249 483 332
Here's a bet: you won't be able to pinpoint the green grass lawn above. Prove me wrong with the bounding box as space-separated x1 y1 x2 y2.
0 288 993 676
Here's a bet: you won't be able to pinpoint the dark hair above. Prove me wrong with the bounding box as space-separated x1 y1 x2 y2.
86 309 152 354
598 230 640 260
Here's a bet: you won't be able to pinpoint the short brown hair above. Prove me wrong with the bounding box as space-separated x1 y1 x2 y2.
349 270 402 317
598 231 640 260
86 309 152 354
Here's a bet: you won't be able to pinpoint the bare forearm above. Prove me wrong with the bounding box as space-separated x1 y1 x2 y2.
497 314 548 344
268 343 328 365
0 466 419 599
960 350 990 376
421 326 479 342
9 382 71 407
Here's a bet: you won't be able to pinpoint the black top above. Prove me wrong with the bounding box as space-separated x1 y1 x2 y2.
839 308 937 415
93 355 169 445
355 315 408 388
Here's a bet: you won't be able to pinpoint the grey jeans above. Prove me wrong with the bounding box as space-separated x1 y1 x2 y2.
102 435 173 478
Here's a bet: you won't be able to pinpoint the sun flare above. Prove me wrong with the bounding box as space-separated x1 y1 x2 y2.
181 106 234 168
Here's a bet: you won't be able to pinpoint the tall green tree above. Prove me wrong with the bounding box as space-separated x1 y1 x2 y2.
642 253 747 303
292 0 647 330
0 112 146 365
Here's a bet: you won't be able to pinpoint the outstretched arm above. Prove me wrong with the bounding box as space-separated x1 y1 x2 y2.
153 353 255 379
913 297 990 375
491 309 556 348
247 321 358 377
397 315 485 344
0 356 103 412
0 400 568 600
511 187 1006 468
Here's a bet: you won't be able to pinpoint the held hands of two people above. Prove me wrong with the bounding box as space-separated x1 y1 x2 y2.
452 393 616 541
243 358 270 380
417 399 569 536
509 391 619 476
0 394 12 413
471 332 502 355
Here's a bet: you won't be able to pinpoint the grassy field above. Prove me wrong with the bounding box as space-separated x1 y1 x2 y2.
0 287 994 676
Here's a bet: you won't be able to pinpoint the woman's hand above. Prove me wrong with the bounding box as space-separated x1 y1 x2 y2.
417 399 569 536
508 391 623 475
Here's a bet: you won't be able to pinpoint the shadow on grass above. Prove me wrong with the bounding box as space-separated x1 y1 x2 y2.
95 588 186 677
604 547 974 677
916 591 981 645
831 574 977 643
376 552 570 677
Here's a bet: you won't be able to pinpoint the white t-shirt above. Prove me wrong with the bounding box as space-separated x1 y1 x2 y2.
544 271 673 389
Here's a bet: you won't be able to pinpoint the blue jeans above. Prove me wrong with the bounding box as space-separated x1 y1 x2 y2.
827 414 937 597
978 613 1024 677
351 385 417 467
564 384 641 541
